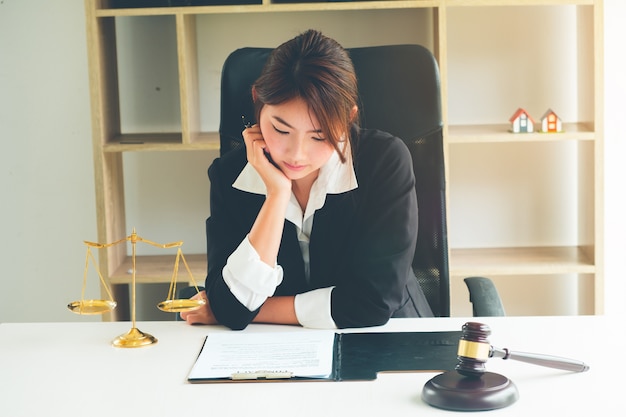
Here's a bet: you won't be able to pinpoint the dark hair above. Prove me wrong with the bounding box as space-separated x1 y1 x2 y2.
252 29 359 163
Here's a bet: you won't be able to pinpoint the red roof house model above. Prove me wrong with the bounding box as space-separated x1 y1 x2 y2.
509 108 535 133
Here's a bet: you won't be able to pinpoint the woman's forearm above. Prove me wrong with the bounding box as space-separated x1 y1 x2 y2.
248 192 290 267
253 296 299 325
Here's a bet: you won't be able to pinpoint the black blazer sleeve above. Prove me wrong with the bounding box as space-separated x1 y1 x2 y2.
204 149 265 330
322 129 420 328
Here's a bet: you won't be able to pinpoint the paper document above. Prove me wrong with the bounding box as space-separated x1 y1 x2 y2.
188 330 336 381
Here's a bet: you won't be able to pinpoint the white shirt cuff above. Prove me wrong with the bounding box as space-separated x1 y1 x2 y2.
294 287 337 329
222 235 283 311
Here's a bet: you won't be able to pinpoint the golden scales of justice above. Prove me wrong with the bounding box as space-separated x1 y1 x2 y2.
67 228 205 348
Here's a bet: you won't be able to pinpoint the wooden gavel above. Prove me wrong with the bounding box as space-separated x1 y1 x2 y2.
455 322 589 378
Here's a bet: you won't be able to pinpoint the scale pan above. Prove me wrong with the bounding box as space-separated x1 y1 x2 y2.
157 298 206 313
67 299 117 315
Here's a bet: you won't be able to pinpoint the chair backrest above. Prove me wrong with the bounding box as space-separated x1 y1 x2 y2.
219 44 450 317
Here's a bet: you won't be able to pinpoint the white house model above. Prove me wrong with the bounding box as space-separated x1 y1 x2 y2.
509 108 535 133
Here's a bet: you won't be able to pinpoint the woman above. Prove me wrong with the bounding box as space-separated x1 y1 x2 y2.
181 29 433 330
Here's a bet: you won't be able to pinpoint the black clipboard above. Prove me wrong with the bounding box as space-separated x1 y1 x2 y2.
187 330 461 383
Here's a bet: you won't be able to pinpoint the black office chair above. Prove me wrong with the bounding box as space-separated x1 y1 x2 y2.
184 44 504 319
219 44 448 316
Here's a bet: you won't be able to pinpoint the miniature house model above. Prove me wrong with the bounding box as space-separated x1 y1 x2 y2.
509 108 535 133
540 108 563 133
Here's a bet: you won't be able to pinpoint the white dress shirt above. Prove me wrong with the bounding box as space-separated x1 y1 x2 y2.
223 149 358 328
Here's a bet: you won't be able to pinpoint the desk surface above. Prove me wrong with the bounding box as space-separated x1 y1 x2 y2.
0 316 621 416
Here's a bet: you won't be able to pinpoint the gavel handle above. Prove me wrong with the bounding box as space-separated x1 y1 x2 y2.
490 347 590 372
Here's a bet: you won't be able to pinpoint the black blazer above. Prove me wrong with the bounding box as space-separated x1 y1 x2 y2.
205 126 433 330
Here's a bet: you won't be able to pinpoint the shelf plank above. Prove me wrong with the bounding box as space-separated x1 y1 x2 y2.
100 125 596 151
95 1 440 17
109 253 207 285
108 247 594 284
450 246 596 277
447 122 595 143
103 132 220 151
93 0 598 17
447 0 594 6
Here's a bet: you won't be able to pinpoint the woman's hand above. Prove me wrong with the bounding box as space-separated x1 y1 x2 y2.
180 291 218 325
242 125 291 196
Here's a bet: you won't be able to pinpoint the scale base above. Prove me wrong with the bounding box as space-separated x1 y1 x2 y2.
112 327 158 348
422 371 519 411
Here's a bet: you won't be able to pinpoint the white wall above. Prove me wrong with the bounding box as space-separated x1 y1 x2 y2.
1 0 99 323
1 1 624 323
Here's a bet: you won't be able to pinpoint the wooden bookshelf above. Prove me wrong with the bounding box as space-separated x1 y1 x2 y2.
84 0 604 318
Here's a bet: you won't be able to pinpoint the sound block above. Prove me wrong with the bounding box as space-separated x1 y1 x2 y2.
422 371 519 411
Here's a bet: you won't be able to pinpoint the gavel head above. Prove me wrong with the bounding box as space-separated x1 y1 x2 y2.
455 322 492 378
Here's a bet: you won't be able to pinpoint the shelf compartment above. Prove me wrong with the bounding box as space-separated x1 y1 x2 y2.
109 253 207 284
445 5 594 128
193 7 435 135
113 15 182 138
447 140 588 253
449 246 595 278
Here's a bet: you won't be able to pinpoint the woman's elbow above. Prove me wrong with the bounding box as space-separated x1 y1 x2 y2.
334 308 392 329
215 313 253 331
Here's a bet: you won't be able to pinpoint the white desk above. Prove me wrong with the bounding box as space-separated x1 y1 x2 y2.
0 316 620 416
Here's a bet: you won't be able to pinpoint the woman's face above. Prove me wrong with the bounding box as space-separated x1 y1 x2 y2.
259 96 335 184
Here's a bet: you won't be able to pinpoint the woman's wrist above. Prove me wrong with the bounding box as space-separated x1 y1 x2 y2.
265 182 292 203
253 296 299 325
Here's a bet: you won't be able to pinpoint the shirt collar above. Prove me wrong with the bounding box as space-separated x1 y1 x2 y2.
232 145 358 228
232 146 357 197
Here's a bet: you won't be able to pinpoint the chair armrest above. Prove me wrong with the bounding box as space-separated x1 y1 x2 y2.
464 276 506 317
